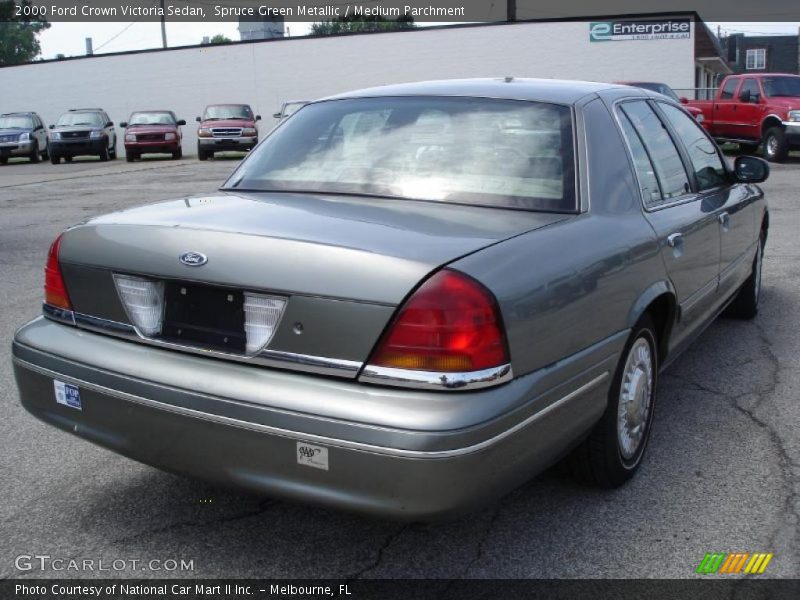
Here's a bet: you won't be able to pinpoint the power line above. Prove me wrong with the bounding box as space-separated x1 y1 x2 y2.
93 0 159 52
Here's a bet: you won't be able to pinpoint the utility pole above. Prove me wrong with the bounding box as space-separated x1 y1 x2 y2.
507 0 516 22
160 0 167 48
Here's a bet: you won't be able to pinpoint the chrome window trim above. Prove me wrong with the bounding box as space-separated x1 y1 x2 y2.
12 355 608 459
359 363 514 391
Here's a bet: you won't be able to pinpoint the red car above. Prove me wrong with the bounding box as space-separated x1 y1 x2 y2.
121 110 185 162
616 81 705 122
196 104 260 161
685 74 800 162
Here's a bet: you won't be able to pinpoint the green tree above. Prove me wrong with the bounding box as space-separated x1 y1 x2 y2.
0 0 50 66
209 34 232 44
311 14 415 36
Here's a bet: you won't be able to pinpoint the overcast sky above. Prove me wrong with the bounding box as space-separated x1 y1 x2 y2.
37 21 800 60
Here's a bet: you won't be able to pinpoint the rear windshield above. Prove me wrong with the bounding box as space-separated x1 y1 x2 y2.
129 112 175 125
57 112 104 127
762 77 800 98
204 105 253 120
225 96 576 212
0 115 33 129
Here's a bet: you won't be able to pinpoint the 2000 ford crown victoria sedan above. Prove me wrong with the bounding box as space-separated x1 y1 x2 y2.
13 79 770 519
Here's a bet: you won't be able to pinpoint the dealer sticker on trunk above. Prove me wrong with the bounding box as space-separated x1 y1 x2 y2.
297 442 328 471
54 380 81 410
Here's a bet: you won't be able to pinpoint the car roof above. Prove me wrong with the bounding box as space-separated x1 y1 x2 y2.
0 112 36 116
322 77 645 105
206 103 251 107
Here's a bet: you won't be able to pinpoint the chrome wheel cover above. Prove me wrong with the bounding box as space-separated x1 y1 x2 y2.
617 337 654 461
766 135 778 157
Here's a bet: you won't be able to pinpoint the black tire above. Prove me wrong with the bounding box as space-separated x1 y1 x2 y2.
568 315 658 488
0 157 8 165
125 152 135 163
172 147 182 160
197 144 208 161
724 235 764 319
41 144 49 160
99 145 109 162
64 156 73 163
50 154 60 165
109 143 117 159
763 127 789 163
29 141 40 163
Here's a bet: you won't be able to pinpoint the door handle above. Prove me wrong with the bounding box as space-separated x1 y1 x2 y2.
718 212 730 226
667 233 683 248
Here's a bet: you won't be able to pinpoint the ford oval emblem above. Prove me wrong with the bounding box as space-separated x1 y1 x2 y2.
179 251 208 267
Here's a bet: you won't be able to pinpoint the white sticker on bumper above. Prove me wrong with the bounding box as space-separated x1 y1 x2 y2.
297 442 329 471
54 380 82 410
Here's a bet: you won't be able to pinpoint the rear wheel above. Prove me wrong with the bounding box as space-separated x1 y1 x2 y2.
29 141 40 163
568 316 658 488
763 127 788 163
724 235 764 319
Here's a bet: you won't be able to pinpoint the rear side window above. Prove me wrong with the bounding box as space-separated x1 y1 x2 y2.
618 113 662 205
619 101 690 204
657 103 727 191
719 79 739 100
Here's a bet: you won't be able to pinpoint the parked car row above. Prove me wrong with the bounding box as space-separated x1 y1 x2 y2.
0 102 307 165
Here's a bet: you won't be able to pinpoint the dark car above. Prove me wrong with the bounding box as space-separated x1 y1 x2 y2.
49 109 117 163
0 112 49 164
13 79 769 519
617 81 705 122
196 104 260 160
120 111 186 162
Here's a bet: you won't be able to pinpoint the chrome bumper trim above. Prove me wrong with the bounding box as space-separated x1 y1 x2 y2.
12 354 608 459
358 363 514 391
67 311 362 377
42 303 76 326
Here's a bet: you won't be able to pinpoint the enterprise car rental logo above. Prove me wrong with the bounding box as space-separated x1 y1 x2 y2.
590 19 691 42
696 552 774 575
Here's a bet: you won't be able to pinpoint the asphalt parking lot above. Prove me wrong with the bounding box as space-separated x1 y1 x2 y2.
0 154 798 580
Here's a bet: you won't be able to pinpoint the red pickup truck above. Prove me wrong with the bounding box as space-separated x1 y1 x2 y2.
685 73 800 162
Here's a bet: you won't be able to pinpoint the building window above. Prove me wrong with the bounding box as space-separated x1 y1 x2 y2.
746 48 766 70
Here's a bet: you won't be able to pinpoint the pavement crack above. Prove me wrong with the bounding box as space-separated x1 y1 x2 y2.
345 523 410 580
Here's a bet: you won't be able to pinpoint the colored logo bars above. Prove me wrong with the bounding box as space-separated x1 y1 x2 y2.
696 552 774 575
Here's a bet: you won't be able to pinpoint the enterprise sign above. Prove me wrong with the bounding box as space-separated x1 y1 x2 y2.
590 19 691 42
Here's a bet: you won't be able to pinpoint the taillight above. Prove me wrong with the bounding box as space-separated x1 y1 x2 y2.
367 269 510 373
44 233 72 310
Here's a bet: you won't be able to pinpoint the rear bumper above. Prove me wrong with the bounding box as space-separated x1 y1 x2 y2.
12 317 620 519
50 139 106 156
198 136 257 151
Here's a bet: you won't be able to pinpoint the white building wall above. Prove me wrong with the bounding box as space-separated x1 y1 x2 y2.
0 21 695 156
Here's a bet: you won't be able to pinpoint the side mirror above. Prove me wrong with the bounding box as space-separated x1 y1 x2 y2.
734 156 769 184
273 112 282 119
679 96 689 104
106 121 114 127
49 124 54 129
119 122 128 128
255 115 262 121
196 116 202 122
176 119 186 126
738 89 751 103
